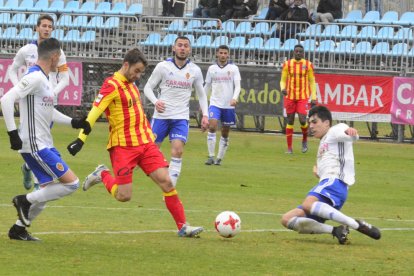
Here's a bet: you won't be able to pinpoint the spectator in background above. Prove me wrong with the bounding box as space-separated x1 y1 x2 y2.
314 0 342 23
276 0 309 40
193 0 219 18
232 0 258 19
162 0 174 16
365 0 382 15
265 0 294 20
210 0 235 22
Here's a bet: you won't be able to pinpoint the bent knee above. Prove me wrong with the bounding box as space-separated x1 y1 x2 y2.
281 213 291 228
116 195 131 202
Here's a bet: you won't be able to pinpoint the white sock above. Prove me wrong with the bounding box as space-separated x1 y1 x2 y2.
26 181 79 204
287 216 333 234
207 132 216 157
169 157 182 187
217 136 229 160
28 202 47 221
310 202 359 229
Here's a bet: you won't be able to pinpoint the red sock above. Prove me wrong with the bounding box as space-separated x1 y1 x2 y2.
101 170 118 196
286 125 294 150
163 189 186 230
301 123 308 142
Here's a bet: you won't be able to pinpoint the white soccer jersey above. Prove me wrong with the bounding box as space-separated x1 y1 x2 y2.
145 58 205 119
15 66 55 153
316 123 358 185
205 62 241 109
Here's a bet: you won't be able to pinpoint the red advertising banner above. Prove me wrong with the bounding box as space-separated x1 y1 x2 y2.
391 77 414 125
0 59 83 106
315 74 393 122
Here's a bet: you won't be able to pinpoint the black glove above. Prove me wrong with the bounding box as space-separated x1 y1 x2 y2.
71 116 91 135
7 130 22 150
67 138 84 156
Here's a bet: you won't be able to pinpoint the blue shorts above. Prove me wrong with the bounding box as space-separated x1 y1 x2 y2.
151 118 189 144
299 178 349 223
208 105 236 126
21 147 69 185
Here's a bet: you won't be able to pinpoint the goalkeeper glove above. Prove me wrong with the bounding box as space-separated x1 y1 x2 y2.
7 129 22 150
67 138 84 156
71 116 91 135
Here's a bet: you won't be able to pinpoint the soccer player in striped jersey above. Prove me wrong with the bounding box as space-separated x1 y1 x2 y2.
1 38 90 241
67 48 204 237
8 14 69 190
281 106 381 244
280 44 316 154
144 36 209 187
204 45 241 166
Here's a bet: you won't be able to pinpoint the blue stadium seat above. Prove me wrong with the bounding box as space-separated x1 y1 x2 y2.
254 7 268 20
86 16 104 29
95 2 111 14
407 47 414 57
374 11 398 25
62 29 81 43
393 27 413 43
211 35 229 48
263 23 278 36
125 3 143 16
0 0 18 11
243 37 264 50
106 2 126 15
193 35 212 48
24 13 39 26
356 26 376 40
337 25 358 40
16 27 34 42
72 15 88 28
280 38 299 53
162 19 185 32
15 0 34 11
370 42 390 57
229 36 246 50
355 11 380 24
336 10 362 23
158 33 178 46
31 0 48 12
353 41 372 54
373 26 394 41
395 11 414 26
56 15 73 28
46 0 64 13
79 1 95 14
51 29 65 40
334 40 353 55
263 37 281 52
250 22 270 36
0 12 10 24
184 34 195 44
182 19 202 33
318 24 339 39
302 39 317 52
388 42 409 57
103 16 120 29
79 30 96 43
139 33 161 46
10 13 26 26
296 24 322 39
212 20 235 34
316 40 335 53
1 26 18 39
62 0 80 13
233 21 252 35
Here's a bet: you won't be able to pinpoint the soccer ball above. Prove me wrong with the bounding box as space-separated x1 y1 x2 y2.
215 211 241 238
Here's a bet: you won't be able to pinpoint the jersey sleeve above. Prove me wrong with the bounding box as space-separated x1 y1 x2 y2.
233 65 242 81
14 73 40 99
144 63 163 104
9 48 26 85
280 61 288 91
57 49 68 72
308 62 316 101
93 79 117 111
331 123 358 142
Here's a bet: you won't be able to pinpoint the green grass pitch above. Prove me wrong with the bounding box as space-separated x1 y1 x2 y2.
0 122 413 275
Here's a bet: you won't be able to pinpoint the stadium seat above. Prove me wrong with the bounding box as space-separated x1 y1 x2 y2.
212 20 235 34
233 21 252 35
162 19 185 32
106 2 126 15
15 0 34 11
184 34 195 44
280 38 299 53
334 40 353 55
1 26 18 39
393 27 413 43
302 39 317 52
79 1 95 14
45 0 64 13
182 19 202 33
318 24 339 39
243 37 264 50
263 37 281 52
370 41 390 57
407 47 414 57
51 29 65 40
62 29 81 43
56 15 73 28
193 35 212 48
72 15 88 28
0 0 18 11
24 13 39 27
373 26 395 41
388 42 409 57
356 26 376 40
296 24 322 39
353 41 372 54
0 12 10 24
95 1 111 14
336 10 362 23
159 33 178 46
395 11 414 26
78 30 96 43
337 25 358 40
16 27 34 42
125 3 143 16
139 32 161 46
254 7 268 20
250 22 270 36
374 11 398 25
355 11 380 24
316 40 335 53
103 16 120 29
211 35 229 48
229 36 246 50
62 0 80 13
86 16 104 29
31 0 48 12
10 13 26 26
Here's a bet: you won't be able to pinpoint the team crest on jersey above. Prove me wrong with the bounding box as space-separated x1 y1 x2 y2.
95 94 103 103
18 79 30 90
56 163 64 171
185 73 190 79
302 65 308 70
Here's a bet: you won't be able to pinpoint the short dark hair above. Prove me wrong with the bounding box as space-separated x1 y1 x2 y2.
123 48 148 67
37 37 60 59
37 14 54 27
174 36 190 45
294 44 304 50
217 45 229 51
308 105 332 126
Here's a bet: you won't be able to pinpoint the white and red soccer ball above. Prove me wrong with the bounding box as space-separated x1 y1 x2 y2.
215 211 241 238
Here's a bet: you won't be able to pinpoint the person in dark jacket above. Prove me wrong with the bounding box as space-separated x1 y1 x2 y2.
210 0 235 22
277 0 309 40
314 0 342 23
193 0 219 18
232 0 258 19
265 0 293 20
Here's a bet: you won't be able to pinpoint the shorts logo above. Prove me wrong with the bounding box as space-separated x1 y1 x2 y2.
56 163 64 171
117 167 131 176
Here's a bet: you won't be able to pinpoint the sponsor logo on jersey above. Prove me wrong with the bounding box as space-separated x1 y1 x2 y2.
18 79 30 90
95 94 103 103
